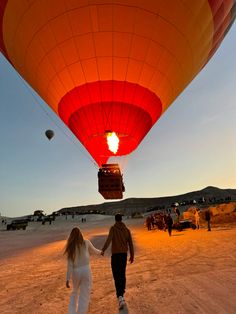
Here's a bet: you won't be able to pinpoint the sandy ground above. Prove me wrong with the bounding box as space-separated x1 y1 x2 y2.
0 215 236 314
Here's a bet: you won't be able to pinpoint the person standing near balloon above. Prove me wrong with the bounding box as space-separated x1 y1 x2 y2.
64 227 102 314
194 209 200 229
166 213 173 236
101 213 134 310
205 209 212 231
173 206 180 223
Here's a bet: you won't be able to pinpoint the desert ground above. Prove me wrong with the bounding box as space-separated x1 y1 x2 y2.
0 213 236 314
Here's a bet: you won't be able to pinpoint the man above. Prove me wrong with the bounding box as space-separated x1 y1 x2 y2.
205 209 211 231
166 213 173 236
101 213 134 310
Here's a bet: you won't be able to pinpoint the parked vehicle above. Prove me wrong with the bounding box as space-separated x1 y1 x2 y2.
7 219 28 230
172 219 196 231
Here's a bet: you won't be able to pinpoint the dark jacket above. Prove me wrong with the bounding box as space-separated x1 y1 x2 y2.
102 222 134 259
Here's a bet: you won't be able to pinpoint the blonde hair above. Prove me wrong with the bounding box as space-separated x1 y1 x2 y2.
64 227 85 262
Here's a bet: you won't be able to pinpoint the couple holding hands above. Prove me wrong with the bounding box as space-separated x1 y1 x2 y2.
64 214 134 314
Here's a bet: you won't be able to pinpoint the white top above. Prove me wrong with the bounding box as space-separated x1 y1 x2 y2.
66 239 101 281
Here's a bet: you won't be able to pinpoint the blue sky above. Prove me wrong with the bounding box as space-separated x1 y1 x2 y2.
0 24 235 218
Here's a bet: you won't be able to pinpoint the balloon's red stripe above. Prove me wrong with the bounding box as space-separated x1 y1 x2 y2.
58 80 162 166
207 0 235 60
0 0 9 59
58 81 162 126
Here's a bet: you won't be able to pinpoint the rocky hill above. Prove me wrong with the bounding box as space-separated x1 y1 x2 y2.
58 186 236 216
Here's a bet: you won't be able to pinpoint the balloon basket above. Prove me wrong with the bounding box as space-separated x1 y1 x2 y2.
98 164 125 199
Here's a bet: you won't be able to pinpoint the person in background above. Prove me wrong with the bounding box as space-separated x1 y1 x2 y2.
145 215 152 231
150 214 155 229
166 213 173 236
101 213 134 310
64 227 101 314
163 214 167 232
194 209 200 229
205 209 212 231
175 207 180 223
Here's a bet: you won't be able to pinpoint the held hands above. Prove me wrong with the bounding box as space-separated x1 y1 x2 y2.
66 280 70 288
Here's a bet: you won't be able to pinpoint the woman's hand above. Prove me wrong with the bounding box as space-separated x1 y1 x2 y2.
66 280 70 288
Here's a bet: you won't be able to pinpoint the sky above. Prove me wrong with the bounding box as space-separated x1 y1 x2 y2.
0 24 236 218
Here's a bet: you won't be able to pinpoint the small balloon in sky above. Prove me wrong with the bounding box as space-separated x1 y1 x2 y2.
45 130 54 141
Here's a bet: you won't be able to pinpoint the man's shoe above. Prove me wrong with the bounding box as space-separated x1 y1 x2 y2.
118 296 125 309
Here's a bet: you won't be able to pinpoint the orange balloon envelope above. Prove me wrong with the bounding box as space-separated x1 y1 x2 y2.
0 0 235 167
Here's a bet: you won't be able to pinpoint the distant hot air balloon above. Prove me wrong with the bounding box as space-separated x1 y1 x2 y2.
45 130 54 141
0 0 235 198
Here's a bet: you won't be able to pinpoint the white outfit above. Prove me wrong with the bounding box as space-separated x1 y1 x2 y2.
66 239 101 314
194 211 200 229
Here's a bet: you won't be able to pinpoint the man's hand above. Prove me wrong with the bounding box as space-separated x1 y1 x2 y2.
66 280 70 288
101 250 104 256
129 256 134 264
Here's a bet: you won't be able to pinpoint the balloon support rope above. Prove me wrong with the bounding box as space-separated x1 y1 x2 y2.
14 70 98 169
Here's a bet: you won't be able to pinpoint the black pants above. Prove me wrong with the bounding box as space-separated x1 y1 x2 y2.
167 225 172 236
111 253 127 298
207 220 211 231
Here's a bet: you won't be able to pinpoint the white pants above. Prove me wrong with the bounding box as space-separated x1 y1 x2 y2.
195 218 200 228
68 265 92 314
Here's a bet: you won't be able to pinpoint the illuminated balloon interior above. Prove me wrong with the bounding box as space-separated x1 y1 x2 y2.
106 132 119 154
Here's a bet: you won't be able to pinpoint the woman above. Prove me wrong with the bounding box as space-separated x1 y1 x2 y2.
64 227 101 314
194 209 200 229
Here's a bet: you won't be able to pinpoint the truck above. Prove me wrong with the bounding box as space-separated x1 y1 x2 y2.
6 219 28 230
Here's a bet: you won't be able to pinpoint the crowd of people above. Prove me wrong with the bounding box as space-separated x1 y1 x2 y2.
145 207 212 235
145 210 176 236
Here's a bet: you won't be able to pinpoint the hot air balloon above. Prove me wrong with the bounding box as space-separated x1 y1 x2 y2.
45 129 54 141
0 0 235 199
